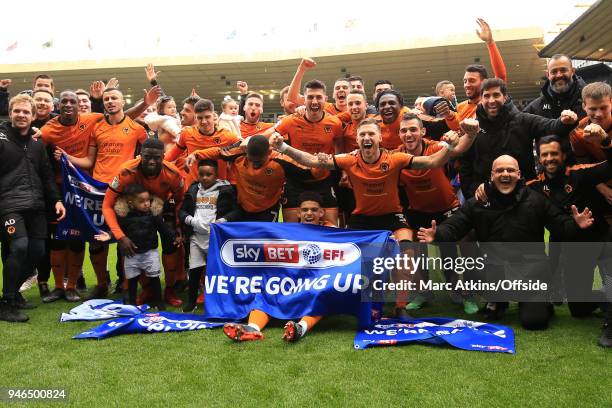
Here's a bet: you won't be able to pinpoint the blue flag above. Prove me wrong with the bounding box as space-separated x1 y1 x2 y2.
56 155 109 241
203 222 397 328
60 299 149 322
73 312 224 339
354 318 515 353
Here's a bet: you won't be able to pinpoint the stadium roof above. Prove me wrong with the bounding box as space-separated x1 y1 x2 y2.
0 27 546 112
539 0 612 61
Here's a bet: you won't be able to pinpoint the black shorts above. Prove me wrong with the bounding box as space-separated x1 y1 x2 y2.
336 186 356 214
238 205 280 222
283 180 337 209
347 213 409 232
405 207 459 230
0 211 48 242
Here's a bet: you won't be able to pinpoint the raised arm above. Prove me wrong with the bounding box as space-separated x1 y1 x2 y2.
287 58 316 106
476 18 507 83
451 118 480 157
410 132 459 169
125 85 163 120
270 132 335 169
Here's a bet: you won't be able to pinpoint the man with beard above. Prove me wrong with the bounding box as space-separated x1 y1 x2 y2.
180 95 200 128
0 94 65 322
102 138 185 305
264 80 343 224
443 18 507 130
524 54 586 120
459 78 578 199
239 93 273 137
270 117 459 317
418 155 594 330
529 135 611 346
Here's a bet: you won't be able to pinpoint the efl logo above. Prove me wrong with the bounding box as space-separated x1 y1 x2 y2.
220 239 361 268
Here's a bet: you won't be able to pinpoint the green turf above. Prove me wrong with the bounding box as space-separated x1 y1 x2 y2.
0 243 610 408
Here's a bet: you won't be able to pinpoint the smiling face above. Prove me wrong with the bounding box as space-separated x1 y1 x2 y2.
491 155 521 195
77 93 91 113
480 86 507 119
180 103 196 126
10 101 34 134
377 94 400 124
583 96 612 129
196 110 216 135
347 93 366 122
463 71 483 101
305 87 327 118
356 123 381 160
33 91 54 119
538 141 565 178
399 118 425 154
547 57 574 94
299 200 325 225
59 91 79 124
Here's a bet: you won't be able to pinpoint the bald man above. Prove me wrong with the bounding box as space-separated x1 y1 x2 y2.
418 154 594 330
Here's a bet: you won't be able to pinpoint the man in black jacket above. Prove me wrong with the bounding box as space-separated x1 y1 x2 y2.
460 78 578 199
524 54 587 121
528 135 612 347
0 94 66 322
418 155 593 330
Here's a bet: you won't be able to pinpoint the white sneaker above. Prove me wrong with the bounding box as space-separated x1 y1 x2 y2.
19 275 38 292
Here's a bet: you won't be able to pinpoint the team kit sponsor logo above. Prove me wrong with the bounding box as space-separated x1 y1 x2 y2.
221 239 361 268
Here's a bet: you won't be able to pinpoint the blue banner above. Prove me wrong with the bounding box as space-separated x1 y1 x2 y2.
56 155 109 241
60 299 149 322
73 312 224 339
354 318 515 353
203 222 397 328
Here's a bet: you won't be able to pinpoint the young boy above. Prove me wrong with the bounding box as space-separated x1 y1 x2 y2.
179 159 239 312
97 183 178 309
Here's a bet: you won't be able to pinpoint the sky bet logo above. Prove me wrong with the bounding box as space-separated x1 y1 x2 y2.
221 239 361 268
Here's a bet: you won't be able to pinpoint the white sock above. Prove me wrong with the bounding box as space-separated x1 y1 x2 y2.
248 323 261 331
297 321 308 336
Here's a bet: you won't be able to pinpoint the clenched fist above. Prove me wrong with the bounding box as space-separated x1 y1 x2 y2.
560 110 578 125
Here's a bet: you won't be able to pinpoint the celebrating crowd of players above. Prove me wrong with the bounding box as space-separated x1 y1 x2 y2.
0 19 610 348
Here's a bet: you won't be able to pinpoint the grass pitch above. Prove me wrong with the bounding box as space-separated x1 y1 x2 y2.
0 243 610 408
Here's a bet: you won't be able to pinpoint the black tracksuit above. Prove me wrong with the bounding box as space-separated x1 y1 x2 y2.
434 183 582 329
0 122 61 301
523 76 586 121
460 100 576 198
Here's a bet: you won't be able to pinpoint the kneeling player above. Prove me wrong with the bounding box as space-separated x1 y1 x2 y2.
223 192 335 342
